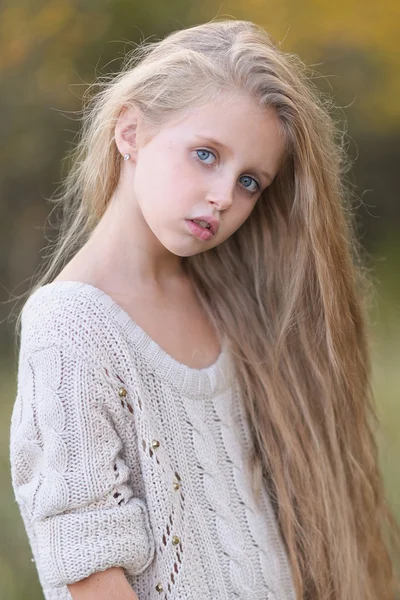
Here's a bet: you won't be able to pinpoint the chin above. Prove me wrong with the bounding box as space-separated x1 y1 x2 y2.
163 240 215 258
166 246 203 258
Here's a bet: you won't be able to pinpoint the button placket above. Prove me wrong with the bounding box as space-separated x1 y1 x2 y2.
149 436 185 596
103 365 185 595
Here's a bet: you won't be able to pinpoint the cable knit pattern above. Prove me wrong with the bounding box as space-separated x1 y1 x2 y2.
213 390 296 599
9 281 296 600
183 393 259 598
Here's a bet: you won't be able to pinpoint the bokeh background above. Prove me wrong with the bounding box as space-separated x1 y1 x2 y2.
1 1 399 597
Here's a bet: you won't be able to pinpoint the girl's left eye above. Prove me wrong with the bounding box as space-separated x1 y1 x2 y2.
239 175 260 194
194 149 261 195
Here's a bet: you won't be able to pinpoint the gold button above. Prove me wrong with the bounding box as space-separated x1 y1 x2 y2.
155 582 163 592
118 387 127 397
172 535 180 545
173 482 180 490
151 440 160 449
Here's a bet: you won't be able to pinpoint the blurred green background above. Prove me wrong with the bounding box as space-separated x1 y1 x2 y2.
1 1 399 597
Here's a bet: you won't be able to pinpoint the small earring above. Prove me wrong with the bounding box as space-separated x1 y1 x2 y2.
123 153 131 161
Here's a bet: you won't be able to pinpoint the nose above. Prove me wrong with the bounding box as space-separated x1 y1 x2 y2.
205 176 235 211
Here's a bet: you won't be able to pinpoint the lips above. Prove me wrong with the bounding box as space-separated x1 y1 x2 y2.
189 215 220 235
186 219 214 241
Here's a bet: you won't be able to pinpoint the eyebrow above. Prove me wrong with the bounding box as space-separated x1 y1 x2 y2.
193 135 273 182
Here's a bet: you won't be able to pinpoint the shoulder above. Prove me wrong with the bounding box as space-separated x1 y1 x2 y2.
19 281 129 365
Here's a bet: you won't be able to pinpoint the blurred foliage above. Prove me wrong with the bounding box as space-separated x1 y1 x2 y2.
0 1 399 598
219 0 400 129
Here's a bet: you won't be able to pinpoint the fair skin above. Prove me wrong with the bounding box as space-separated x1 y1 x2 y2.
67 567 139 600
56 91 286 370
61 91 286 599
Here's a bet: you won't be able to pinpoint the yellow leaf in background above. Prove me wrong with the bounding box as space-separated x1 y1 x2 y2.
31 1 75 39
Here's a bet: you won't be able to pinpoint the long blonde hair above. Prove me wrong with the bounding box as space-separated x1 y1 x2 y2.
14 18 400 599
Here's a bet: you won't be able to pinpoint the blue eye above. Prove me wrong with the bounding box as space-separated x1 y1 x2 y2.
195 149 216 164
239 175 260 194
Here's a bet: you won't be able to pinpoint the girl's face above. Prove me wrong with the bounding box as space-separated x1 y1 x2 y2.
119 93 286 257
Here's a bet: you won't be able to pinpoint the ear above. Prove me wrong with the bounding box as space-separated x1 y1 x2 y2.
114 106 142 163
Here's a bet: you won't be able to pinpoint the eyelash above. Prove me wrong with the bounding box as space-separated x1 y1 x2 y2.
193 149 261 195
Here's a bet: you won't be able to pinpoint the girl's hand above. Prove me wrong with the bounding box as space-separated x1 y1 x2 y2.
67 566 139 600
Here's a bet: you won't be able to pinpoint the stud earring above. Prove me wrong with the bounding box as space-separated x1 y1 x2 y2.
123 153 131 161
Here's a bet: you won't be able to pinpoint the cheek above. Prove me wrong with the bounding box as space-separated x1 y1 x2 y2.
135 151 194 205
214 203 255 245
165 154 199 196
231 198 257 226
132 157 166 210
133 160 195 230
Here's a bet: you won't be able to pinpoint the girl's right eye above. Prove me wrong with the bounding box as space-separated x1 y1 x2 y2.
194 149 217 165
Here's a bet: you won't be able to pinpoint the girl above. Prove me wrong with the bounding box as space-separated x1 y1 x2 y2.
9 18 400 600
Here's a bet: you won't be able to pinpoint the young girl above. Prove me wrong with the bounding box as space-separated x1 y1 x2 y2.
9 18 400 600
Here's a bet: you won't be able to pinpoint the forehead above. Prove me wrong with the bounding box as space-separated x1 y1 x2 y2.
173 92 273 130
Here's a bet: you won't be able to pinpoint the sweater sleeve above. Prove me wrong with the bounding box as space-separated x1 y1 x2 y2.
9 343 155 588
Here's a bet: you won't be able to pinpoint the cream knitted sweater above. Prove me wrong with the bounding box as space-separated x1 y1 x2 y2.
9 281 296 600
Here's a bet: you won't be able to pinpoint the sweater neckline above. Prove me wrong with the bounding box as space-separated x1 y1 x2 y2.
37 280 234 398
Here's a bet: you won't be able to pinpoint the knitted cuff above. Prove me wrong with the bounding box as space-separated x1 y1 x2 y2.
33 497 155 587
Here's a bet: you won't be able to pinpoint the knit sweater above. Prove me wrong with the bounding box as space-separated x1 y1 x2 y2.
9 281 296 600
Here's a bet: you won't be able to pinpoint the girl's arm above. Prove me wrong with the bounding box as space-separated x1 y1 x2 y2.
67 567 139 600
10 341 155 591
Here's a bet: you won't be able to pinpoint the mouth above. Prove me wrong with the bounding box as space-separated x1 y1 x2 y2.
188 215 220 236
186 219 215 241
